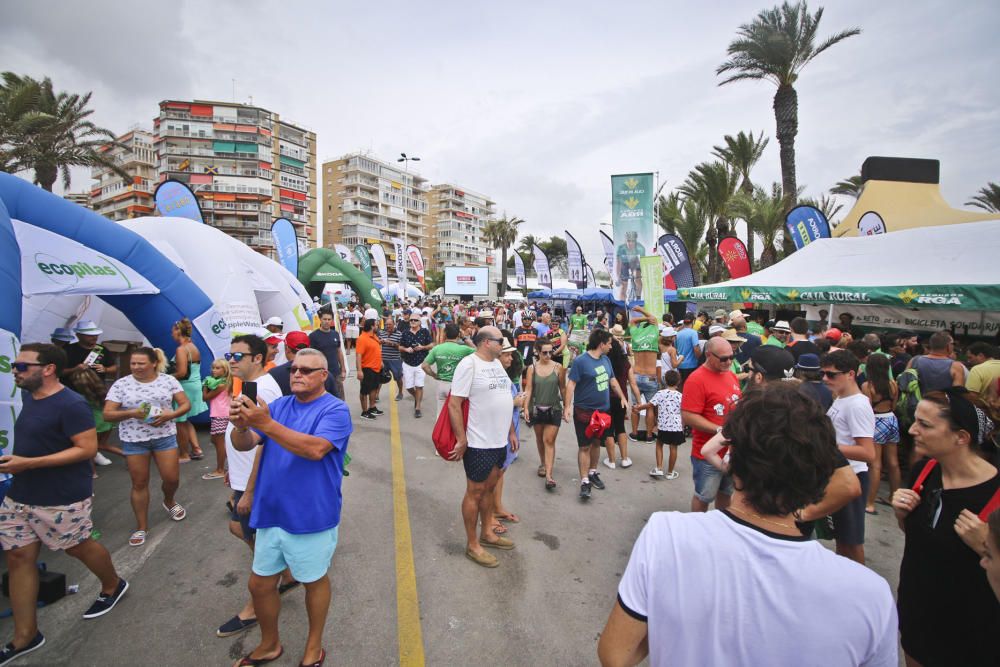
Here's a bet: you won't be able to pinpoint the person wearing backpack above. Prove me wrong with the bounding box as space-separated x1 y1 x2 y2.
891 387 1000 667
906 331 966 393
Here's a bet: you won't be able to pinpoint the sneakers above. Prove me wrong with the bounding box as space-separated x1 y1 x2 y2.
579 482 591 499
602 458 616 470
414 409 422 418
0 632 44 666
360 411 376 420
588 471 606 490
650 467 665 477
94 452 113 466
370 407 384 416
82 578 129 619
395 394 403 401
627 432 640 442
666 470 680 480
620 457 633 469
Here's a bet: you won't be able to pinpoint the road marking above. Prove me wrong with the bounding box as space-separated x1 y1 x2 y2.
390 396 426 666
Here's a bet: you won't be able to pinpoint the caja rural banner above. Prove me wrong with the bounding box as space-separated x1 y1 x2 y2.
565 231 585 288
406 244 426 293
784 205 831 250
532 244 552 289
611 173 654 301
370 243 389 291
270 218 299 277
154 179 204 223
513 252 526 289
353 244 373 279
640 256 665 321
657 234 695 289
718 237 752 279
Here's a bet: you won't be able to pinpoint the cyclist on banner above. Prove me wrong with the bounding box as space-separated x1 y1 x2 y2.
615 231 645 302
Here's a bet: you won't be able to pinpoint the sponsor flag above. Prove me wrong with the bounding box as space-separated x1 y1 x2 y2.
611 173 654 300
586 264 597 288
565 231 585 288
333 244 351 263
600 230 615 273
532 244 552 289
858 211 887 236
406 244 426 293
154 179 204 223
640 256 665 320
718 237 752 279
392 238 407 299
353 244 372 279
513 252 526 289
657 234 695 289
270 218 299 277
784 205 831 250
370 243 389 292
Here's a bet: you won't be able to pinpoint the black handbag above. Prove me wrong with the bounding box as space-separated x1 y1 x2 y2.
379 367 393 384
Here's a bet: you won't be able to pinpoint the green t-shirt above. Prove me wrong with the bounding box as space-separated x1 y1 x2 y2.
423 342 475 382
746 321 765 336
570 314 588 331
630 323 659 353
764 336 785 348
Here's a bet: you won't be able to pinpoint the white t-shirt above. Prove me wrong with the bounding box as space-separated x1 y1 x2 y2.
513 310 524 328
450 354 513 450
106 373 184 443
225 373 283 491
827 392 876 474
618 511 898 667
649 389 682 432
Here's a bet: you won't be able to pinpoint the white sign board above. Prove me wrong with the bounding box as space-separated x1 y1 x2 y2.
445 267 489 296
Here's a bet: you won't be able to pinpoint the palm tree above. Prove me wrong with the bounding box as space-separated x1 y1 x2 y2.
516 233 539 259
717 2 861 255
729 183 788 268
0 73 48 173
482 215 523 296
799 193 843 226
830 174 864 199
679 161 740 282
712 129 770 264
674 199 710 284
966 183 1000 213
657 192 683 235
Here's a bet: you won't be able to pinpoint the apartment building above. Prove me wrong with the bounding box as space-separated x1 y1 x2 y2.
64 192 91 208
424 183 495 272
153 100 317 255
322 153 429 280
90 129 156 220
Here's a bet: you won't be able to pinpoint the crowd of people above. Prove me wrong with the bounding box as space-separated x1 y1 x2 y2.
2 298 999 665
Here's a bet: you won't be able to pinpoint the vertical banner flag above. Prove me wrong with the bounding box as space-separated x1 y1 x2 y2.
406 244 427 293
565 231 585 288
153 179 204 223
599 230 615 274
513 252 527 289
532 244 552 289
611 173 654 302
391 238 407 299
657 234 695 289
353 244 373 279
586 264 597 289
370 243 389 292
270 218 299 277
784 205 831 250
717 237 752 279
640 256 665 321
333 244 352 263
857 211 887 236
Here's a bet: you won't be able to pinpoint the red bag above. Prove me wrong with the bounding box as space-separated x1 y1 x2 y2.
432 392 469 459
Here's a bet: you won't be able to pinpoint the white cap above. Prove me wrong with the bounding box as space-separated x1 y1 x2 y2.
659 325 676 337
708 324 726 336
265 316 283 327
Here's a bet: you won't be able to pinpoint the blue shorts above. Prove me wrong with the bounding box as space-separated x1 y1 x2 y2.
635 373 658 402
252 526 339 583
122 435 178 456
691 455 734 503
383 358 403 383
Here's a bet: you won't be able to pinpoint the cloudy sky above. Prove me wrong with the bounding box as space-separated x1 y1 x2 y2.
2 0 998 261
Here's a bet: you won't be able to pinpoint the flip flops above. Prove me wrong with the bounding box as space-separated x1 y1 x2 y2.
202 471 225 480
129 530 146 547
299 648 327 667
236 646 283 666
163 502 187 521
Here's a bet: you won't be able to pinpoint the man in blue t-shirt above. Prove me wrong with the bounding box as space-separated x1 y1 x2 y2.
675 314 701 382
0 343 128 666
230 348 353 667
308 311 346 399
563 329 630 500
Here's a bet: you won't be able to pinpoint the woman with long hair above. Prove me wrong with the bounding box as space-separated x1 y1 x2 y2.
861 353 901 514
891 388 1000 666
523 339 565 490
170 318 207 462
69 366 122 462
104 348 190 547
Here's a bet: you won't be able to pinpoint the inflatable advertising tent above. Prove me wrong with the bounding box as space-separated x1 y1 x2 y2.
299 248 384 308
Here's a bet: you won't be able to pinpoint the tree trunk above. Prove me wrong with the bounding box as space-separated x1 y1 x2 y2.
34 163 57 192
705 221 719 283
741 179 756 270
499 247 507 297
773 83 798 258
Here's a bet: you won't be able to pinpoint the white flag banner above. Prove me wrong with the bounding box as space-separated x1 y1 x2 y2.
333 244 351 263
370 243 389 291
406 244 426 293
513 252 526 288
392 238 407 299
566 231 585 287
600 230 615 275
586 264 597 288
532 244 552 289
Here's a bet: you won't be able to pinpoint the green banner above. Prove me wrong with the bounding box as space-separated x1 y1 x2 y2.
353 244 373 279
640 255 665 321
611 172 654 302
677 283 1000 312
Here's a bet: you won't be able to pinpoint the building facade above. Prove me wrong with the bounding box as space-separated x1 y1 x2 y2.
63 192 91 208
424 183 495 272
322 153 429 280
90 129 156 220
152 100 316 255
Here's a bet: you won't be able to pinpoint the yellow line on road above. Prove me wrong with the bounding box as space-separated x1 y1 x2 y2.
390 395 426 666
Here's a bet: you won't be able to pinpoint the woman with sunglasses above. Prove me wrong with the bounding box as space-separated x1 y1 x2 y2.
523 340 565 490
891 388 1000 667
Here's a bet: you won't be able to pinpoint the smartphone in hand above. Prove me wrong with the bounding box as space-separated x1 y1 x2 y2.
242 381 258 405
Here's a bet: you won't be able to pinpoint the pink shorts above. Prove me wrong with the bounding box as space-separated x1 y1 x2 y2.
211 417 228 435
0 496 93 551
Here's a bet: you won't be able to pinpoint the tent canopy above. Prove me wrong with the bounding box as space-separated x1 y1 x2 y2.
681 220 1000 311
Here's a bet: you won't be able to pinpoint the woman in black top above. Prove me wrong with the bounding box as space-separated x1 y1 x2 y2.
892 387 1000 666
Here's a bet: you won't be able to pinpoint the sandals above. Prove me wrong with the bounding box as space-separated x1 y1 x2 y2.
492 523 507 535
202 471 225 480
495 512 519 524
190 450 205 461
129 530 146 547
545 479 557 491
299 649 326 667
235 646 283 666
537 465 546 477
163 502 187 521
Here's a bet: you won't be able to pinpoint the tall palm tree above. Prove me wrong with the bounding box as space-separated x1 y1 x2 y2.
657 192 683 235
799 193 843 226
679 161 740 282
712 129 770 264
830 174 864 199
674 199 710 284
729 183 788 268
516 234 539 259
717 2 861 255
482 215 523 296
0 73 48 173
966 183 1000 213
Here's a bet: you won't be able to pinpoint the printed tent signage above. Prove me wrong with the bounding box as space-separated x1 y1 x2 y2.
679 220 1000 311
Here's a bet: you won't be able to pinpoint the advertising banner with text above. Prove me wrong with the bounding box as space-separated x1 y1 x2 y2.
611 173 654 301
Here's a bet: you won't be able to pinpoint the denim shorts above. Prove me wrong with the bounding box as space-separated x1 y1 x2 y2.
252 525 339 583
122 434 178 456
691 455 734 503
635 373 658 401
230 490 254 542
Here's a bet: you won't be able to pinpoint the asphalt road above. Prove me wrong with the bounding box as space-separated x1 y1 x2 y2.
0 373 907 666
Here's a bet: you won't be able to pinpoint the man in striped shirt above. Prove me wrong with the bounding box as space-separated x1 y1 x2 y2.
378 317 404 402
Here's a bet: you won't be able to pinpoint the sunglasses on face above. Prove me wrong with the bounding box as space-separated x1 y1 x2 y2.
822 370 846 379
12 361 44 372
224 352 248 362
713 353 734 363
484 337 503 344
539 350 552 355
290 365 325 375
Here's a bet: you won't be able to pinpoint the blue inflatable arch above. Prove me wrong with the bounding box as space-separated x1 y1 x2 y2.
0 173 217 367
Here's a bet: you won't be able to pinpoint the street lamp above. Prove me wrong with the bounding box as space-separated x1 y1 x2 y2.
396 152 421 291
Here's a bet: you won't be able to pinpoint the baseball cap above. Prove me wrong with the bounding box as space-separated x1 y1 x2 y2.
750 346 796 380
284 331 310 351
713 309 727 320
708 324 726 336
795 353 821 371
264 332 284 345
824 328 843 342
772 320 791 332
265 316 283 327
659 325 676 337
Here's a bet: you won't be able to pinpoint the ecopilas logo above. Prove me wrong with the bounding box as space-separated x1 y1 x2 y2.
34 253 132 288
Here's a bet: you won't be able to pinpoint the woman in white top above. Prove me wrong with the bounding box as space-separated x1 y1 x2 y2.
658 328 683 387
104 347 190 547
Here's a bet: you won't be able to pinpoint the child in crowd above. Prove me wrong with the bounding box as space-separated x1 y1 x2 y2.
201 358 231 480
69 366 121 475
633 370 684 479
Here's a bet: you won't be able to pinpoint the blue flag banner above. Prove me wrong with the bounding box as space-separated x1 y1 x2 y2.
153 179 204 223
270 218 299 276
784 205 831 250
657 234 695 288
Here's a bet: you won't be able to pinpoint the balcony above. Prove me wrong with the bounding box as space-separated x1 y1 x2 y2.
342 201 378 214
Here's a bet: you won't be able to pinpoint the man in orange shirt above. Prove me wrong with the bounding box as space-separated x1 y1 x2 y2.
356 319 383 420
